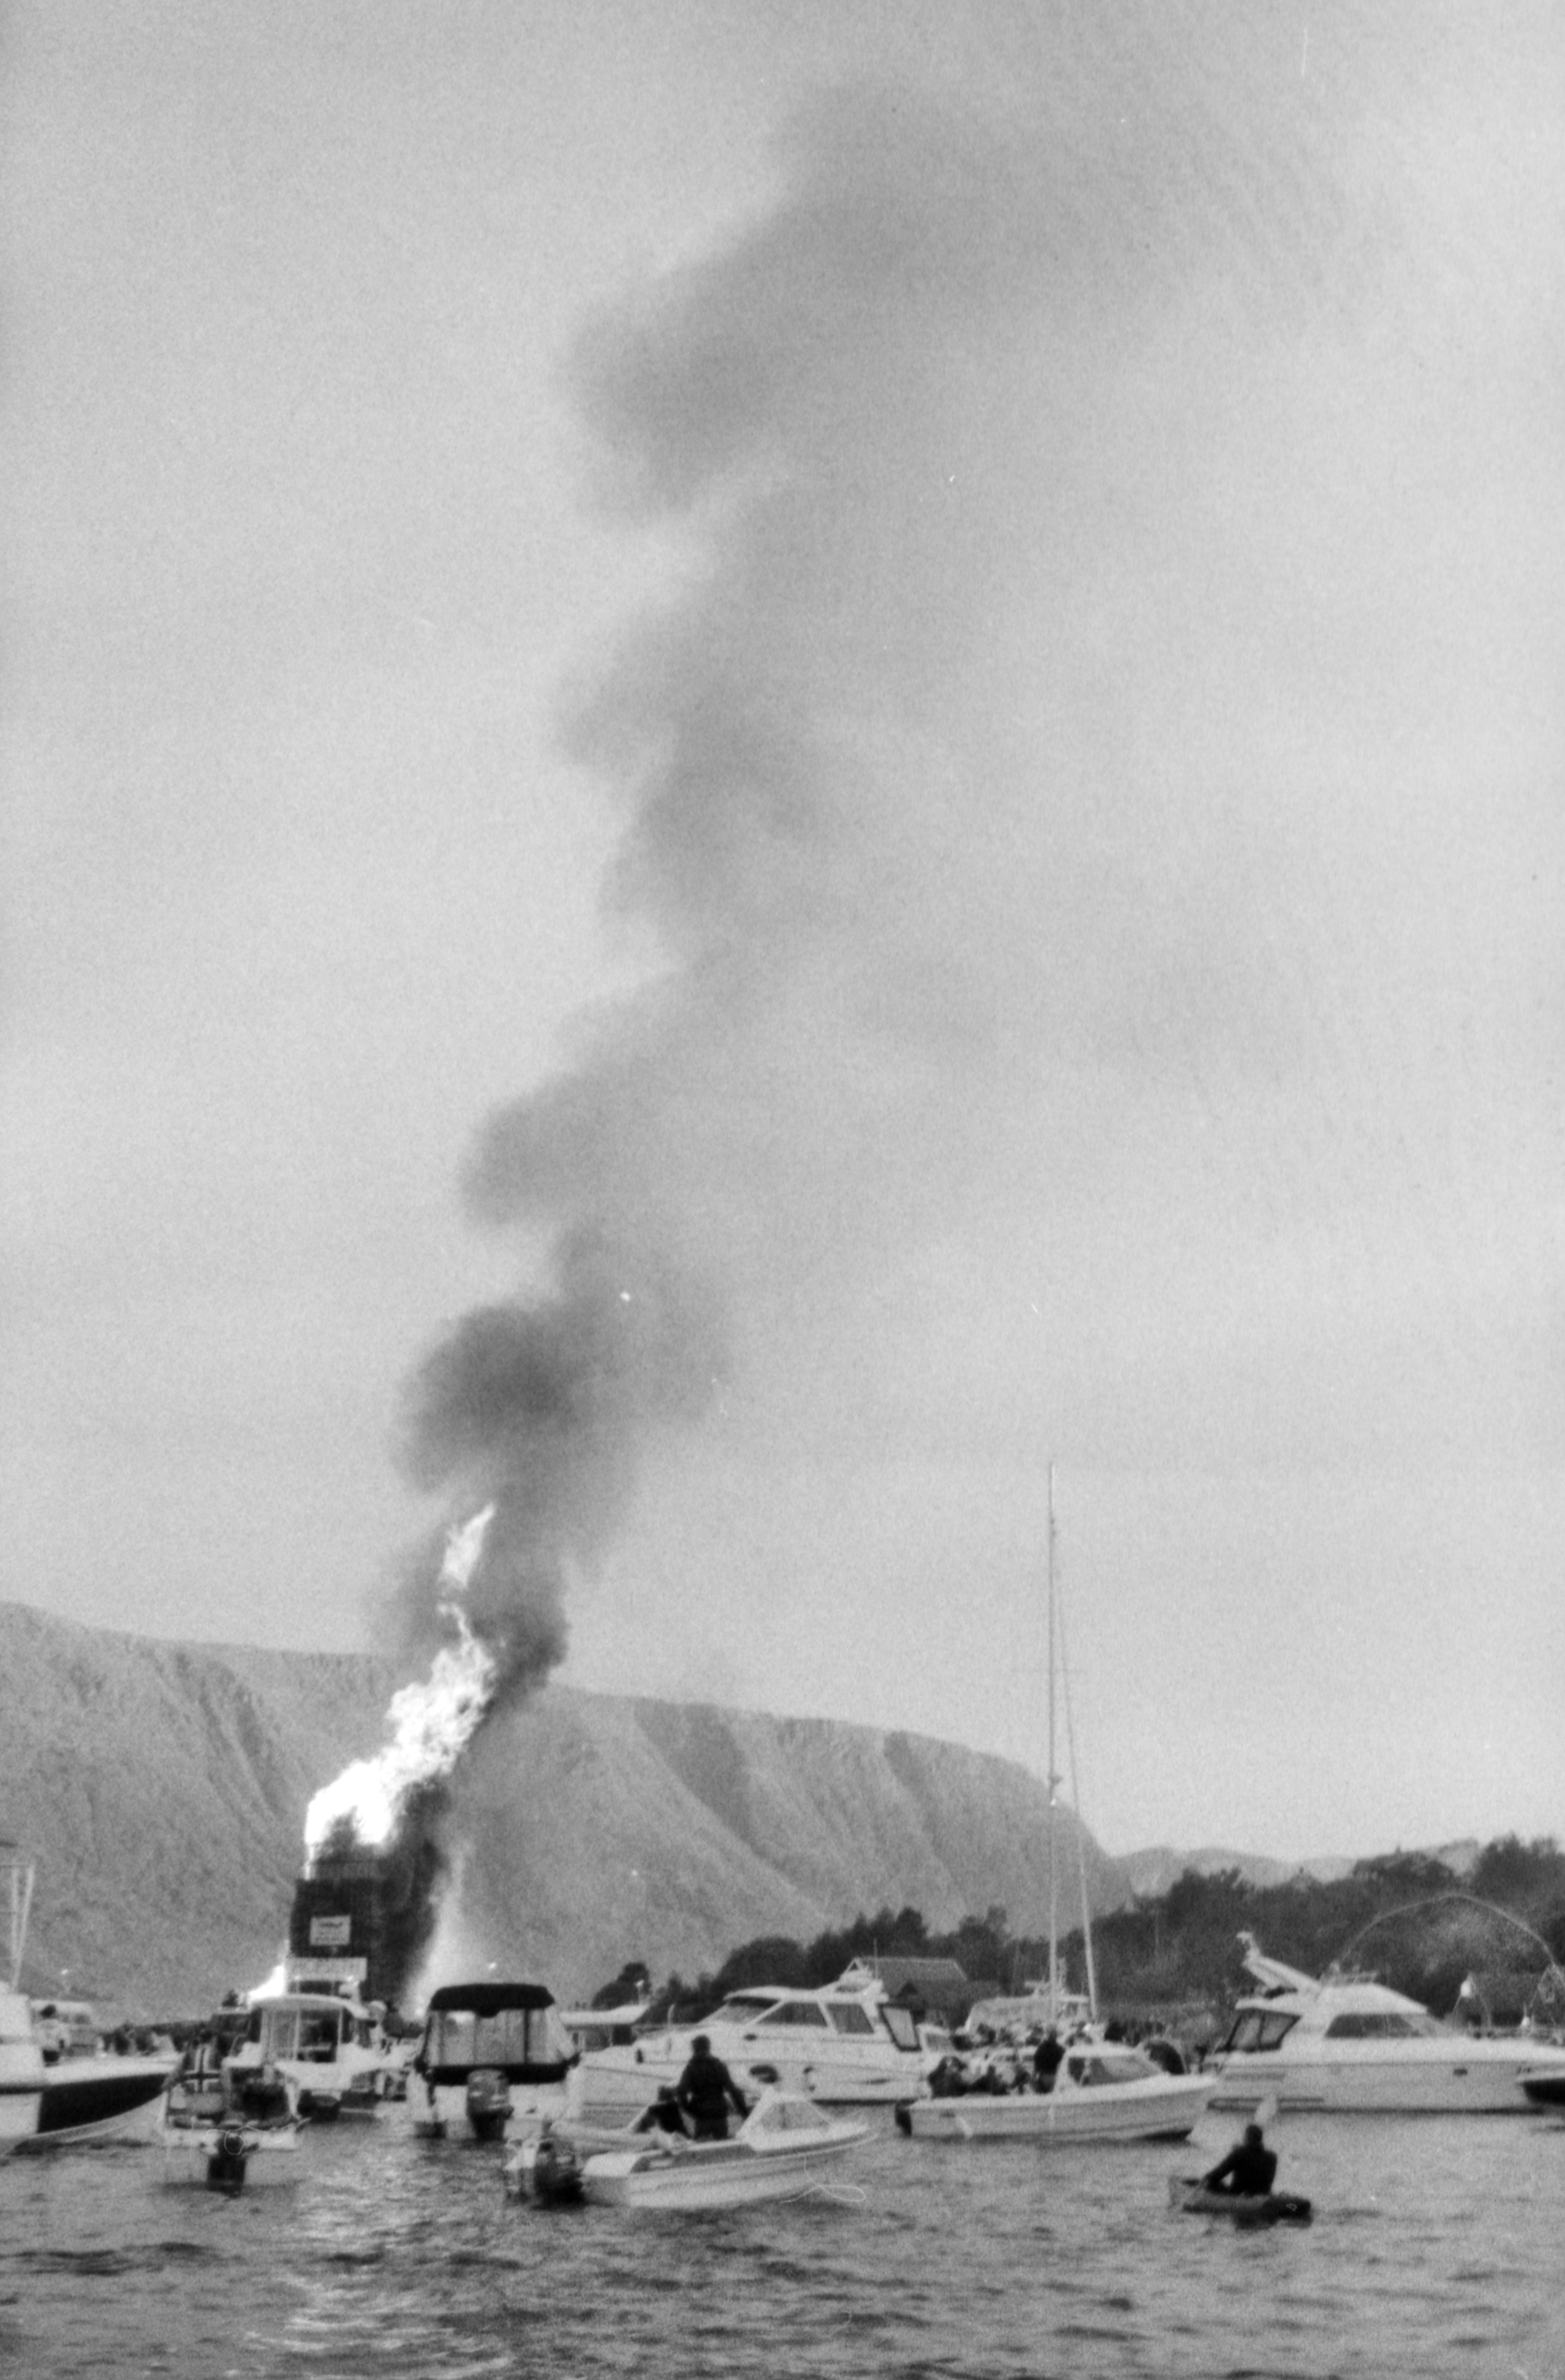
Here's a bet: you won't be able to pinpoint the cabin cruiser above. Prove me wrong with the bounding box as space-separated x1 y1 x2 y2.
409 1982 577 2140
225 1986 397 2119
1204 1933 1565 2114
896 2041 1212 2142
574 1971 932 2112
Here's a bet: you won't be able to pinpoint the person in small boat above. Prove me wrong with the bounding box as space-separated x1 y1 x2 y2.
1033 2029 1064 2093
633 2084 689 2136
676 2035 750 2140
1202 2120 1278 2198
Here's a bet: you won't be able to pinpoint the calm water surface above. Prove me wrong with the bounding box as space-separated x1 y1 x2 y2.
4 2105 1564 2379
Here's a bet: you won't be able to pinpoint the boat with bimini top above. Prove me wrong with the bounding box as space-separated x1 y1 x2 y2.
409 1982 577 2140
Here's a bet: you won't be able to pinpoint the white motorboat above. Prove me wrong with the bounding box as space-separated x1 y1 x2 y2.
575 1972 931 2111
576 2088 868 2210
159 2115 302 2191
159 2071 302 2192
408 1982 577 2140
502 2091 688 2203
1 1852 175 2155
225 1986 398 2119
896 2042 1212 2141
1204 1933 1565 2114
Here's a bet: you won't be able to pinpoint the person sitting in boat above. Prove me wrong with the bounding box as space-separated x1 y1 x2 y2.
676 2035 750 2140
633 2084 689 2136
1202 2120 1278 2199
1032 2030 1064 2093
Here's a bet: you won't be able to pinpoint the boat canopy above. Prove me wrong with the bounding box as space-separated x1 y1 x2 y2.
426 1983 556 2016
418 1988 574 2084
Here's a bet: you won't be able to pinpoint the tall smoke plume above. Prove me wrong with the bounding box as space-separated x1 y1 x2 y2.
310 10 1559 1957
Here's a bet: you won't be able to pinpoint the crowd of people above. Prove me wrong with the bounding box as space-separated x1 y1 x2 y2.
925 2013 1187 2099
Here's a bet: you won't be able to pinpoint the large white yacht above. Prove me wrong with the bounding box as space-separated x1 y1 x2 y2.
1204 1933 1565 2114
575 1971 932 2111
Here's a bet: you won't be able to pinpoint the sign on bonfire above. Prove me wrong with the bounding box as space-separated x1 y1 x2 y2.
309 1915 353 1949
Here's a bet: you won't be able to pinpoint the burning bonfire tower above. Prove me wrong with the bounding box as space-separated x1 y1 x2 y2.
289 1508 499 2010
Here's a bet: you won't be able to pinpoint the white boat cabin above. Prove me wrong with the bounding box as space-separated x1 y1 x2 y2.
227 1988 393 2117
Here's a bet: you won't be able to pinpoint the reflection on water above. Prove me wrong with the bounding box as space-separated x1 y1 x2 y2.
3 2106 1564 2379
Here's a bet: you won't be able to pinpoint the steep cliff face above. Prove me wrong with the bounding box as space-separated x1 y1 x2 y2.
0 1600 1118 2015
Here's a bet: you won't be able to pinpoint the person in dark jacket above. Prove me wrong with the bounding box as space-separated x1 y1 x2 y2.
1203 2120 1278 2197
675 2035 750 2140
1033 2030 1064 2092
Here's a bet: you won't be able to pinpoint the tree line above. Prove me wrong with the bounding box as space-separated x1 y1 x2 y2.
590 1834 1565 2032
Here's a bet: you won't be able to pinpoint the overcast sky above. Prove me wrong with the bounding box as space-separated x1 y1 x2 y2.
4 2 1561 1863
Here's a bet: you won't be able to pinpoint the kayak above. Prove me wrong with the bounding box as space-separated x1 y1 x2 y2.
1170 2174 1312 2225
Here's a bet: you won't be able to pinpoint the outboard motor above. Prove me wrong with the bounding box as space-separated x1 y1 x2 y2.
465 2067 512 2141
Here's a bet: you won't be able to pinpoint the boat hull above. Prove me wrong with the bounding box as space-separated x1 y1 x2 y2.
1204 2046 1565 2115
580 2128 866 2209
1170 2175 1312 2224
1 2056 174 2152
407 2073 574 2141
898 2073 1212 2143
161 2121 302 2190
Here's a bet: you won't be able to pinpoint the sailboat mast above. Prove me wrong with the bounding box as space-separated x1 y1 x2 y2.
1058 1589 1100 2021
4 1844 35 1994
1046 1462 1058 2025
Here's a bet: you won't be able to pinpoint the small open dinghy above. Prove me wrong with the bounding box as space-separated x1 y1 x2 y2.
160 2073 302 2194
562 2088 867 2210
1170 2173 1312 2225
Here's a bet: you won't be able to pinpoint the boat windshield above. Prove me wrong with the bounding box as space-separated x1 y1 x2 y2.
742 2096 832 2138
879 2005 920 2053
1215 2008 1300 2055
1323 2011 1446 2039
426 2005 570 2067
710 1996 779 2025
260 2005 345 2062
827 2002 877 2036
571 2020 638 2051
1065 2051 1162 2087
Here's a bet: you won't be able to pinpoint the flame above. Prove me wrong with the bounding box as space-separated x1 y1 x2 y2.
245 1954 289 2004
303 1506 498 1861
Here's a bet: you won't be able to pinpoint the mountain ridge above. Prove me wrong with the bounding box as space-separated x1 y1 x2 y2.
1 1599 1366 2016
